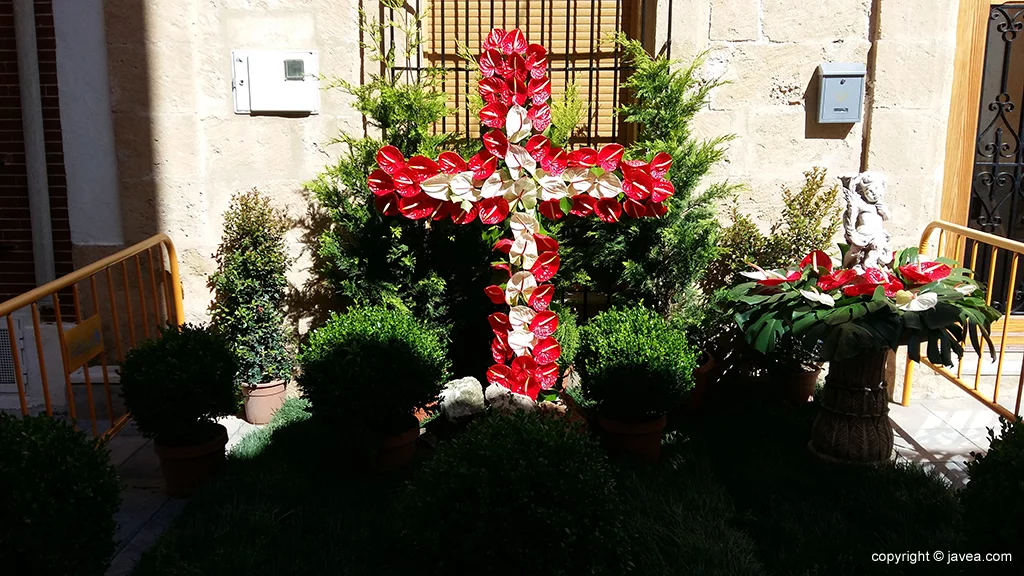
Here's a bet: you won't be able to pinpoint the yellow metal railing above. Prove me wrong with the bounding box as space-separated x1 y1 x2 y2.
902 221 1024 419
0 234 184 441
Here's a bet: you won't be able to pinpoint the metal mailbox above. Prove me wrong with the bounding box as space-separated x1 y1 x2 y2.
817 63 867 124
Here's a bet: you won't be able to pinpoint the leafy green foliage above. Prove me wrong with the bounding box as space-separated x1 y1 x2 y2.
298 306 449 431
0 414 120 576
550 301 580 379
706 167 842 289
121 324 238 442
209 188 292 386
961 417 1024 556
406 412 628 576
548 82 585 148
578 306 697 420
555 37 736 317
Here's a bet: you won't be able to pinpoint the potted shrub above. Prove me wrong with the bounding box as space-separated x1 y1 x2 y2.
0 414 120 575
209 188 293 424
298 305 449 470
577 306 697 462
120 324 239 496
731 249 1000 464
961 417 1024 556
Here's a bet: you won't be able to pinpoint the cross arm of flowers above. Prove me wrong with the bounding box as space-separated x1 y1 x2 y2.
729 248 1002 365
365 28 675 402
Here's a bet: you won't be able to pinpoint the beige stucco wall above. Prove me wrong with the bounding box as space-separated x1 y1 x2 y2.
94 0 959 324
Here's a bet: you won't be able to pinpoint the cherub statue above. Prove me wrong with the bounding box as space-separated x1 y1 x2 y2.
841 171 893 270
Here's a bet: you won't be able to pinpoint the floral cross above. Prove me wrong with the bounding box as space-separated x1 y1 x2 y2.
366 28 674 401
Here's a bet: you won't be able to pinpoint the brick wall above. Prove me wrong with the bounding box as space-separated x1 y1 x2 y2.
0 0 71 303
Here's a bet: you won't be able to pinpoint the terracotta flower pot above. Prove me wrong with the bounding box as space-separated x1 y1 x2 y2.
153 422 228 497
376 415 420 472
770 364 821 405
242 379 287 425
685 351 716 413
597 413 667 463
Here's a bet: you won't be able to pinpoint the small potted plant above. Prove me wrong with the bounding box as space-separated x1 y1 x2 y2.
577 306 697 462
298 306 450 470
120 324 238 496
209 188 293 424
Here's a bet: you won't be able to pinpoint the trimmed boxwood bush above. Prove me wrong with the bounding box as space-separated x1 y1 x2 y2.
406 413 628 576
578 306 697 421
961 417 1024 556
0 414 120 576
550 302 580 381
298 306 449 432
121 324 238 443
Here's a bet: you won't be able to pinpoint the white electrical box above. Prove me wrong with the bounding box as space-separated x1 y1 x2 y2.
232 50 320 115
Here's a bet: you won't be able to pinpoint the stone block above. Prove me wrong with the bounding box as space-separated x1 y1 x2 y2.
749 108 862 175
668 0 712 59
108 42 198 115
691 109 752 178
879 0 958 41
105 0 196 46
710 0 759 41
866 108 946 178
871 38 954 110
762 0 869 43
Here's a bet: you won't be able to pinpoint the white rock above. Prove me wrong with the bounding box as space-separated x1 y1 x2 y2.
484 383 537 414
439 377 486 422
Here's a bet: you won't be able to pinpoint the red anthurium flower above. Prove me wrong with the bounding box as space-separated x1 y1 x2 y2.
484 285 506 305
533 337 561 365
528 103 552 131
645 200 668 217
391 169 419 197
479 49 504 77
623 172 654 201
526 134 551 161
623 198 646 219
842 268 904 297
529 283 554 311
597 143 625 171
541 146 567 175
511 354 537 380
431 202 452 221
505 53 528 82
492 337 513 363
800 250 834 273
438 151 468 174
650 151 673 179
753 270 801 287
478 197 510 224
501 28 528 55
367 169 394 196
621 158 650 170
530 310 559 338
534 233 558 253
568 147 598 167
492 262 511 277
450 202 479 224
482 29 506 51
486 363 513 387
570 195 596 216
817 269 858 291
509 356 539 399
531 252 560 282
535 363 559 389
478 76 507 104
376 145 405 175
469 152 497 180
651 179 674 203
527 76 551 106
594 198 623 223
898 261 952 285
483 129 509 158
488 312 511 336
398 193 442 220
480 102 509 128
539 199 563 220
374 192 400 216
525 44 547 78
493 238 513 254
407 155 440 183
508 78 528 106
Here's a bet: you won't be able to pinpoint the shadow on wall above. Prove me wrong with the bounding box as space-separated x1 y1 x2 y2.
284 193 338 340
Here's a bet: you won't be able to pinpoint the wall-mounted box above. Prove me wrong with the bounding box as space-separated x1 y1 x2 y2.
817 63 866 124
232 50 319 115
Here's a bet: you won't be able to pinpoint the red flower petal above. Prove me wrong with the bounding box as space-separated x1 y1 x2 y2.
450 202 479 224
800 250 834 273
898 262 952 285
478 197 510 224
594 198 623 223
525 44 547 73
527 76 551 106
482 29 506 51
376 145 405 175
479 49 504 77
492 262 511 277
469 152 497 180
534 233 558 253
508 78 528 106
492 338 513 363
757 270 802 287
650 151 673 179
397 193 442 220
529 283 554 311
374 191 400 216
541 145 566 175
531 252 560 283
438 151 468 174
501 29 528 55
478 76 507 104
487 363 513 387
511 355 537 380
392 169 419 197
533 337 561 365
623 173 654 201
538 199 564 221
526 134 551 161
528 103 552 131
535 363 559 389
529 310 559 338
651 178 675 203
493 238 513 254
483 129 509 158
484 285 506 305
645 200 668 217
488 312 511 336
431 202 453 221
623 198 646 218
504 54 528 82
368 169 394 196
570 195 596 216
568 147 598 167
480 102 509 128
407 155 440 183
597 143 625 171
817 269 858 291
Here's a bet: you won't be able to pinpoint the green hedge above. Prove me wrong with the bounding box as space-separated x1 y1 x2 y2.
961 417 1024 556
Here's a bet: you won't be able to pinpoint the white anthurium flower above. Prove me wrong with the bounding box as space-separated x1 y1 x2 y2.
480 171 513 199
538 173 569 200
563 167 596 196
504 177 539 210
505 144 537 179
595 172 623 198
507 329 538 356
510 212 540 237
506 105 533 143
509 305 537 331
955 284 978 296
420 173 453 200
739 269 793 281
800 289 835 307
447 171 480 202
506 271 538 305
510 233 539 269
895 290 938 312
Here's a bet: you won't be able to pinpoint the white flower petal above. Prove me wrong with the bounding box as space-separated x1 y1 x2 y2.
740 270 770 281
506 271 538 306
507 329 538 356
955 284 978 296
509 306 537 330
538 174 569 200
595 172 622 198
448 173 476 201
800 289 835 307
480 172 513 199
510 235 539 269
900 292 938 311
505 144 537 179
506 105 533 143
420 173 452 200
510 212 540 236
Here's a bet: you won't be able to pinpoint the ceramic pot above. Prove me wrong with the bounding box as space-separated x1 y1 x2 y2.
596 413 667 463
242 379 287 425
770 364 821 405
154 422 228 497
